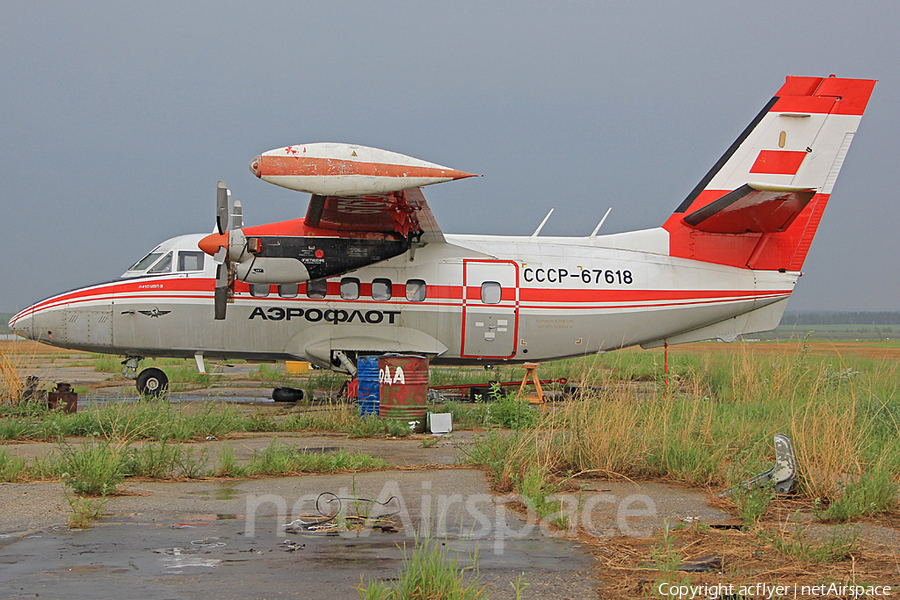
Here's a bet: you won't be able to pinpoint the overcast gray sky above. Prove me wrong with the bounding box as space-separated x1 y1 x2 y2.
2 2 897 313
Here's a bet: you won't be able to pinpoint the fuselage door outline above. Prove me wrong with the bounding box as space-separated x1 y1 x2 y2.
460 259 519 359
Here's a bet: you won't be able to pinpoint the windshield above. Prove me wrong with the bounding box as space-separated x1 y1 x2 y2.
127 251 163 272
147 252 173 274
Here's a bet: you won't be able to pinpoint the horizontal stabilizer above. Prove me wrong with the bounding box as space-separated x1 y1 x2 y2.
682 183 816 234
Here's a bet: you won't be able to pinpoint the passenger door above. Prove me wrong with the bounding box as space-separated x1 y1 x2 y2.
461 260 518 358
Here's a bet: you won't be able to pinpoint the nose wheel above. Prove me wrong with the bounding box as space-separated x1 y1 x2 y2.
136 368 169 396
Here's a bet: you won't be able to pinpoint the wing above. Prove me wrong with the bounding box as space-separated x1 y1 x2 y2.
682 183 816 234
305 187 445 243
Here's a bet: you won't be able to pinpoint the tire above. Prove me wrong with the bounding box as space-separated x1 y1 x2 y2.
272 387 304 403
136 368 169 396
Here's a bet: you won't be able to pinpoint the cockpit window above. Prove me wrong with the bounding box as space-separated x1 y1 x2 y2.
128 252 163 272
178 251 205 272
147 252 173 274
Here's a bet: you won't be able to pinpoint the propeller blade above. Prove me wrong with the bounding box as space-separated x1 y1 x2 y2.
216 181 229 235
214 263 228 320
231 200 243 229
213 246 228 264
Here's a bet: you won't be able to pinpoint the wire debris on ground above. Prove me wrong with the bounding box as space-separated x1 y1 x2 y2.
284 491 401 536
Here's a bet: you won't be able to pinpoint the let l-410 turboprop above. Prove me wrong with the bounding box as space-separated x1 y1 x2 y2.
9 76 875 396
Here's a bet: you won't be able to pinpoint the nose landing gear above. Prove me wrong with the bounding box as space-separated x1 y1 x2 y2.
136 368 169 396
121 356 169 397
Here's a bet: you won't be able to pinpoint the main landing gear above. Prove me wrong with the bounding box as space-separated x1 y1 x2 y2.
122 356 169 397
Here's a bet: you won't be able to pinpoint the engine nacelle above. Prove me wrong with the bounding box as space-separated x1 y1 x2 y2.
233 235 409 285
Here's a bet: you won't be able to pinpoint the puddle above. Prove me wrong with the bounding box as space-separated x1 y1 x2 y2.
176 513 243 522
185 486 242 501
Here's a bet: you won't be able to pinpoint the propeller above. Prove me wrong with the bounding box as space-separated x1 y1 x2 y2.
213 181 239 320
216 181 229 235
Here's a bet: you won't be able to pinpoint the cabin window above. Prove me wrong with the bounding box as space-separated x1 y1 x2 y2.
340 277 360 300
306 279 327 299
128 251 162 272
481 281 501 304
249 284 270 298
147 252 173 274
178 251 205 272
406 279 426 302
371 278 392 301
278 284 299 298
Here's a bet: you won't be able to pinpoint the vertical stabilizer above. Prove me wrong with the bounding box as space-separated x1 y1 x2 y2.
664 76 875 271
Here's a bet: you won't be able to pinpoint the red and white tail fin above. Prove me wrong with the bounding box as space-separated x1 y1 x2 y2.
664 76 875 271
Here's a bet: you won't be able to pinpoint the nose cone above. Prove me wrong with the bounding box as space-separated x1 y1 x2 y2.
199 232 228 257
8 310 35 341
249 156 261 177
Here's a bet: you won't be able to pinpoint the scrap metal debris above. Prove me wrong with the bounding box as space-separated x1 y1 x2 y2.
283 491 401 536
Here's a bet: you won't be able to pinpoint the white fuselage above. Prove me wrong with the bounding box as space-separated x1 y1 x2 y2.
9 228 797 369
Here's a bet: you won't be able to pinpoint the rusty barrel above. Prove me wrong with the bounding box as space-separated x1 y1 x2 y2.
378 355 428 430
357 355 380 417
48 382 77 414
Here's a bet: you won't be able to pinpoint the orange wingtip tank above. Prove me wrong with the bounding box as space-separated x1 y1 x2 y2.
249 142 476 196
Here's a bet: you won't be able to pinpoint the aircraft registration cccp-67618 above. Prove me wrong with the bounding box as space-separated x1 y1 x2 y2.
9 76 876 395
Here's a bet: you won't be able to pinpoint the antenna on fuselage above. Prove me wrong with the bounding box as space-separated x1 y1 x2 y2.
589 207 612 238
531 208 554 237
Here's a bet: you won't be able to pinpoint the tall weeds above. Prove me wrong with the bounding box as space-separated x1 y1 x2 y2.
467 343 900 518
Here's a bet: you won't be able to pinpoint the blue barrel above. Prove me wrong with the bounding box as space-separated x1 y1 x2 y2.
357 355 380 417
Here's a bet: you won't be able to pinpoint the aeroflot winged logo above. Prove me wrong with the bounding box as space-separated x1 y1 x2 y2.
138 308 171 318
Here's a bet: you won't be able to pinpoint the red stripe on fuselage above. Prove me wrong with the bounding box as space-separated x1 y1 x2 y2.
24 274 791 320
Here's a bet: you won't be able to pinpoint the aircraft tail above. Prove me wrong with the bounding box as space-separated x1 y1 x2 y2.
663 76 875 271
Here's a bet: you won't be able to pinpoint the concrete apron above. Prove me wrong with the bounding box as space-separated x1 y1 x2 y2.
0 469 604 600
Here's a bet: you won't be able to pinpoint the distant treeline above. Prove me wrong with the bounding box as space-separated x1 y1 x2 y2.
781 311 900 325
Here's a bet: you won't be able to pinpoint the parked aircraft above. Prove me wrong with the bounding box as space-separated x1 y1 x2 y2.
8 76 875 395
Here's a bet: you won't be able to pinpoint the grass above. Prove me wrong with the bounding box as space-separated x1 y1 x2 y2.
650 522 685 591
454 342 899 596
244 439 389 476
464 343 900 523
59 439 128 495
446 392 539 430
65 492 107 529
814 469 899 523
760 525 861 563
356 537 485 599
0 400 246 442
0 448 28 482
1 437 389 486
249 363 292 382
0 400 436 443
729 481 776 529
127 440 194 478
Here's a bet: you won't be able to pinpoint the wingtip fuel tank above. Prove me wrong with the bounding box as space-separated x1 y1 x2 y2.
249 142 476 196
